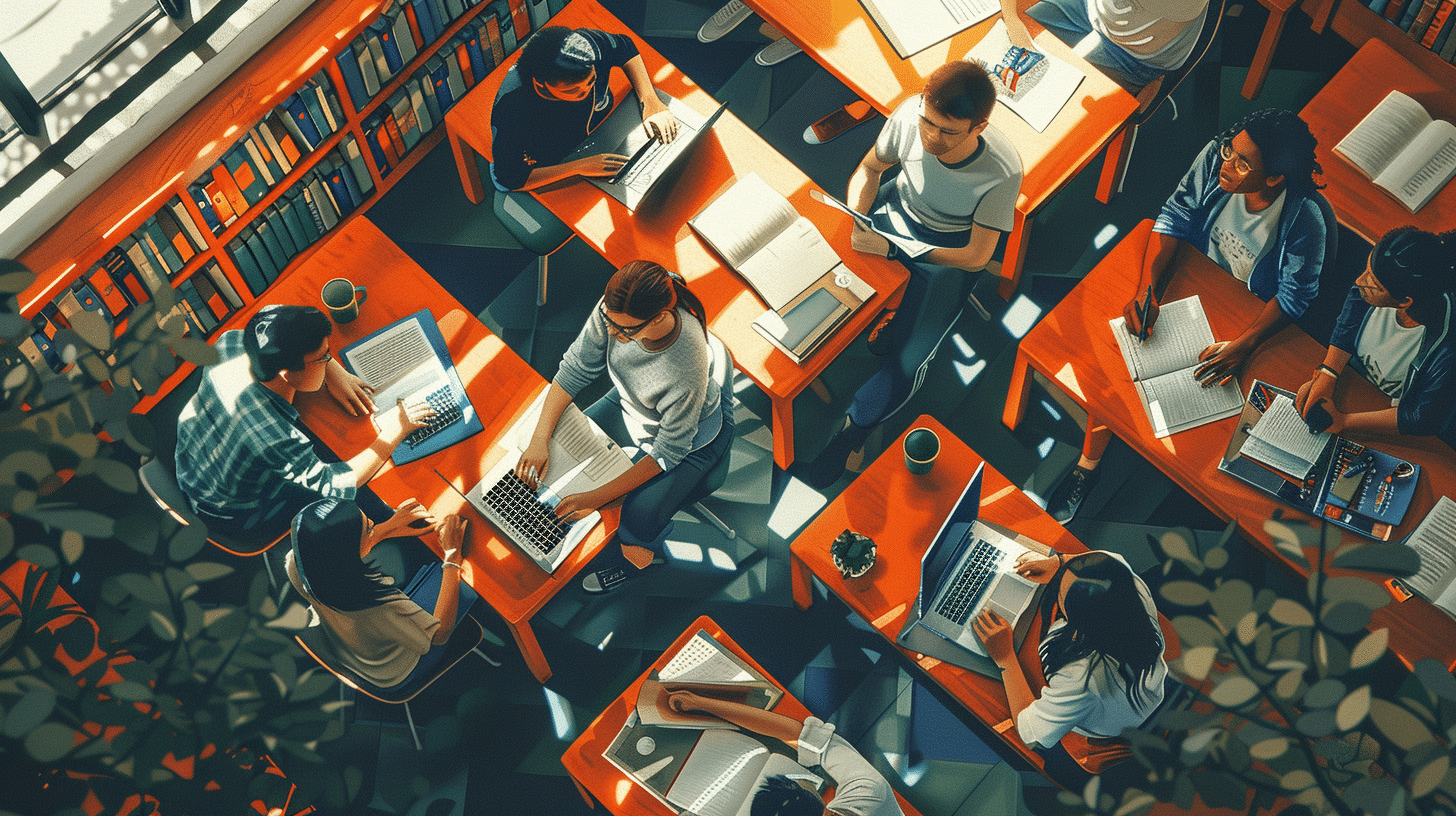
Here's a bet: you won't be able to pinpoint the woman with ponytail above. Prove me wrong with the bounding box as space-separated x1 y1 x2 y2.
1296 227 1456 440
517 260 734 593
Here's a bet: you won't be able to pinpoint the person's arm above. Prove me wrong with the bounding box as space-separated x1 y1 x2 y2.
846 143 895 215
621 54 679 143
1295 346 1352 420
1000 0 1038 50
552 456 664 521
973 610 1040 722
518 154 632 190
1121 232 1192 337
346 398 434 488
925 224 1001 272
1192 298 1292 386
430 515 468 645
515 381 577 488
324 357 376 417
665 690 804 746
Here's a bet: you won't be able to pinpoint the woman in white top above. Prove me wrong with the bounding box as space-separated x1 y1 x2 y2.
1001 0 1209 93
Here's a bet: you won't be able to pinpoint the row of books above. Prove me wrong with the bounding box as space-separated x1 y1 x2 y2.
226 143 375 297
191 68 345 235
1367 0 1456 62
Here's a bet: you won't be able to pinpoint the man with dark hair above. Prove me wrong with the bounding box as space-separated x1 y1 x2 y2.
176 305 433 541
1045 108 1335 523
804 60 1022 489
489 25 679 192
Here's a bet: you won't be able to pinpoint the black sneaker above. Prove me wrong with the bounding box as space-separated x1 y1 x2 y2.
866 310 897 356
581 550 649 594
802 418 872 490
1046 465 1098 525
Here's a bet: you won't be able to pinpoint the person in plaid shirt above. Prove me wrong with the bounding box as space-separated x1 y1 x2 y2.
176 305 433 543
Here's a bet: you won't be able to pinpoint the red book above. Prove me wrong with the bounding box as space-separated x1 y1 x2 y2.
455 43 475 87
484 16 505 66
509 0 530 42
1386 0 1409 22
1422 0 1455 45
378 116 404 165
208 165 249 219
403 3 425 49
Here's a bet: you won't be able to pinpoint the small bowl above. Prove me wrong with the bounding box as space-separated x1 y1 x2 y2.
830 531 877 579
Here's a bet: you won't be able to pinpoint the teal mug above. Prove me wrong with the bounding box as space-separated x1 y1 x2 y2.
903 427 940 475
322 277 367 324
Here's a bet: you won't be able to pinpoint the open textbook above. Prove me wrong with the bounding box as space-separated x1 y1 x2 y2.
1110 295 1243 438
1239 394 1334 482
1333 90 1456 213
1402 496 1456 616
635 630 782 729
691 173 876 363
857 0 997 58
965 21 1085 133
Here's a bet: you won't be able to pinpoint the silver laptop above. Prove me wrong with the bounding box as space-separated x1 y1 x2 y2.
912 464 1041 657
564 88 728 211
438 390 633 573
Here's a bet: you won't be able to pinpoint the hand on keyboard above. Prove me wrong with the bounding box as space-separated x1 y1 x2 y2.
971 609 1016 666
641 102 679 143
552 491 599 523
1013 552 1063 584
569 152 631 178
325 364 376 417
516 439 551 489
379 397 437 442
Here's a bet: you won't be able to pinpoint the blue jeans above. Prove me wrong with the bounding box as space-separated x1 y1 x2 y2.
1027 0 1168 91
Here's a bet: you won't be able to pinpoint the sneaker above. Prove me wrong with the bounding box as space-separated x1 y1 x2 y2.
581 561 642 594
754 37 803 66
803 100 877 145
1046 465 1098 525
802 417 872 490
866 309 897 356
698 0 752 42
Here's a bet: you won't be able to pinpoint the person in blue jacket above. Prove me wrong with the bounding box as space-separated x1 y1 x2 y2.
1296 227 1456 442
1047 108 1333 523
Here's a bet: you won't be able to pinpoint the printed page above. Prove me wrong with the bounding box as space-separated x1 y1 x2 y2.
342 316 448 415
1137 366 1242 437
809 189 937 258
1109 295 1215 381
659 632 756 683
859 0 993 57
690 173 800 269
666 731 772 816
736 217 841 310
1374 122 1456 213
1241 394 1332 480
504 389 633 489
1332 91 1432 180
1404 495 1456 610
964 22 1085 132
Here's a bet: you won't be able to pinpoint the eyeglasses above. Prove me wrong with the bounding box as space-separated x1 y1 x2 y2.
304 348 332 366
1219 140 1253 176
599 303 654 337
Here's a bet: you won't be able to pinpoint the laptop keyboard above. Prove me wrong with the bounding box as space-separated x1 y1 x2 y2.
479 471 569 554
935 536 1000 624
622 140 673 192
403 385 463 448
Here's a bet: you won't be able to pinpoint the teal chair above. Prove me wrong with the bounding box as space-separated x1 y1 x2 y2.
489 162 574 366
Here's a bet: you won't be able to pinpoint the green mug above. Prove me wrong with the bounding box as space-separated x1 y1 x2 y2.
903 427 940 475
322 277 367 324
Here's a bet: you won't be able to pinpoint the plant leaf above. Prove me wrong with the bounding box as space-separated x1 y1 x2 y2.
1336 685 1371 731
1332 542 1421 576
1268 599 1314 627
23 722 76 762
1211 677 1258 707
1370 698 1436 750
1350 628 1388 669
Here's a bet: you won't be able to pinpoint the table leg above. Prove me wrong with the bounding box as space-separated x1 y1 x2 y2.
1307 0 1335 32
508 619 552 683
790 554 812 611
1242 5 1289 100
1096 125 1135 205
998 210 1031 300
1003 347 1032 430
571 777 596 809
448 126 487 205
771 394 795 470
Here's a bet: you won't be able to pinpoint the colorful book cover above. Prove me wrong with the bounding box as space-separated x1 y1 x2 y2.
508 0 530 41
87 258 135 320
363 119 395 177
303 79 340 135
403 2 426 49
223 145 268 206
141 216 186 275
262 114 302 167
1434 0 1456 49
444 49 467 100
483 12 506 65
410 75 440 132
1422 0 1455 45
454 37 476 87
280 93 325 150
187 183 226 233
188 270 229 322
106 246 152 306
355 40 382 98
322 160 361 217
242 131 279 185
464 26 487 81
168 198 210 251
241 226 282 284
373 19 405 75
336 46 371 112
306 174 342 230
340 133 376 196
204 262 245 311
154 207 198 263
428 58 455 112
207 163 249 220
412 0 442 45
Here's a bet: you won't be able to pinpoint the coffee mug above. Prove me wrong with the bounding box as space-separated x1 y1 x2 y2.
903 427 940 475
322 277 367 323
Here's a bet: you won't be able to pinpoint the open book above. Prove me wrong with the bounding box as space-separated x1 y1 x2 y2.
691 173 876 363
1403 496 1456 616
636 631 782 729
965 21 1085 133
1239 394 1333 482
1332 90 1456 213
1109 295 1243 438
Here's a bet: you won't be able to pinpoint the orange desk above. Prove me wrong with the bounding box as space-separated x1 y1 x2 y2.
232 217 617 683
741 0 1141 298
560 615 925 816
1301 38 1456 244
1002 220 1456 668
443 0 909 470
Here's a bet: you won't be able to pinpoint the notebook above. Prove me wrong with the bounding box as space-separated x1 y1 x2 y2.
1109 295 1244 438
858 0 997 58
896 464 1049 676
442 388 633 573
562 88 728 212
340 309 483 465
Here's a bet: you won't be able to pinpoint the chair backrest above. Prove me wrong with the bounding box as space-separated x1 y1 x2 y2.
137 457 284 557
1134 0 1227 125
294 613 484 705
693 334 737 499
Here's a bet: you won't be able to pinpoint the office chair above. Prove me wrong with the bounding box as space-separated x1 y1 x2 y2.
1096 0 1227 203
294 612 487 750
139 458 287 581
489 161 574 367
685 334 739 539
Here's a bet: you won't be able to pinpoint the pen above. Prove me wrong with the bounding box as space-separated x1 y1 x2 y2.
1138 286 1153 342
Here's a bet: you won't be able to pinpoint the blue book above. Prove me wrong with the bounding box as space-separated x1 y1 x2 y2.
321 160 360 217
335 46 370 113
412 0 442 44
241 226 281 284
427 58 455 111
263 206 299 259
141 216 186 275
362 117 394 177
291 186 327 239
227 236 269 297
1399 0 1423 31
464 26 487 81
187 183 225 234
1432 5 1456 51
1368 0 1391 13
281 93 325 150
254 217 291 271
372 19 405 74
275 194 313 252
299 85 336 139
334 152 367 208
222 145 268 206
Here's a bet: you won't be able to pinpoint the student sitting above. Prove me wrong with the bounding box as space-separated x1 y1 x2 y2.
1296 227 1456 442
663 690 905 816
974 550 1167 787
489 25 679 193
804 60 1023 489
516 261 734 594
286 498 470 689
175 305 433 542
1047 109 1332 523
1000 0 1210 94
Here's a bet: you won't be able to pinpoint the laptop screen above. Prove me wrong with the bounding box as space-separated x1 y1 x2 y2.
916 463 985 616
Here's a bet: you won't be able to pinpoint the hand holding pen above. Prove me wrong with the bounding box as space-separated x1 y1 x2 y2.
1122 286 1159 340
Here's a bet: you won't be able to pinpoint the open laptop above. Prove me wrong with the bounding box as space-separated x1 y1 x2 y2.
437 389 633 574
896 464 1044 668
563 88 728 211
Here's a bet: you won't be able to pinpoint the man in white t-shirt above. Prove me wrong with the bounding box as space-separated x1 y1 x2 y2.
1000 0 1209 93
804 61 1023 489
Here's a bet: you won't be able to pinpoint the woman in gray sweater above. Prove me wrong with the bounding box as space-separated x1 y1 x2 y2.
516 260 734 593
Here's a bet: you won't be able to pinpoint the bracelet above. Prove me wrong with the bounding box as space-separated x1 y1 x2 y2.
442 562 463 571
1316 364 1340 380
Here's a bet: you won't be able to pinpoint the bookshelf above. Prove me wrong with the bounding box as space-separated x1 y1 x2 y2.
16 0 558 414
1306 0 1456 81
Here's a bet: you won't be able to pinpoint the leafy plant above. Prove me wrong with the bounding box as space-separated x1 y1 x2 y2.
1047 516 1452 816
0 263 367 814
831 529 877 578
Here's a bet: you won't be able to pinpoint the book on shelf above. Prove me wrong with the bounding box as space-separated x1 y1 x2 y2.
393 9 419 65
57 282 118 351
443 45 468 100
228 236 269 297
1398 0 1426 32
1443 20 1456 58
240 225 281 285
690 172 877 364
1415 0 1452 41
1430 1 1456 48
1385 0 1409 22
1368 0 1392 15
526 0 550 28
223 145 269 207
507 0 531 41
340 134 377 197
281 91 326 151
374 18 406 76
241 132 278 186
271 198 308 257
453 35 476 87
412 0 442 44
263 205 299 259
389 88 424 152
490 0 519 52
427 57 455 112
306 173 342 230
153 207 198 264
405 77 435 135
284 188 323 245
336 45 371 111
140 216 186 276
187 183 227 234
1333 90 1456 213
482 12 506 66
1108 294 1244 438
1401 496 1456 616
167 197 210 254
400 2 426 51
415 68 444 126
253 214 292 271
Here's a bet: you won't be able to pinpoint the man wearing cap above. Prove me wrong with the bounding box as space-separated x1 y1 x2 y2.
175 305 433 542
488 25 680 193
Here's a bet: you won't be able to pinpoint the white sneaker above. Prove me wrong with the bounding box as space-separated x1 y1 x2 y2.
754 37 803 66
698 0 753 43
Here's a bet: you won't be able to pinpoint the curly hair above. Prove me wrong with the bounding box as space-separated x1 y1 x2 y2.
1218 108 1324 197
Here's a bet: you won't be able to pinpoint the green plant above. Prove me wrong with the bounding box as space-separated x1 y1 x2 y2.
1048 517 1452 816
831 530 877 577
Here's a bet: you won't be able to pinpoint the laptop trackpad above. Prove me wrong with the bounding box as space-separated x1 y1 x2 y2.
987 576 1036 620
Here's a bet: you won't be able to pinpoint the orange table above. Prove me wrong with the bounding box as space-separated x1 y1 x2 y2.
741 0 1141 298
1301 38 1456 244
560 615 925 816
233 216 618 683
1002 219 1456 668
443 0 909 470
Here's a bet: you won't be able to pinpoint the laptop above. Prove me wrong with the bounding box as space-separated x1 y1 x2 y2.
896 464 1045 671
563 88 728 211
438 389 633 574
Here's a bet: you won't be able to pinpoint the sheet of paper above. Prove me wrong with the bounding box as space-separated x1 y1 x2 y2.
858 0 996 57
964 21 1085 133
1333 90 1432 179
1242 394 1331 479
1405 495 1456 606
1138 366 1242 437
810 189 936 258
1110 295 1215 381
342 316 448 414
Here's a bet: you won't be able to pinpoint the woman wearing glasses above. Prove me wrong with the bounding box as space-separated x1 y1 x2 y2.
1295 227 1456 442
516 260 734 594
1046 109 1333 524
